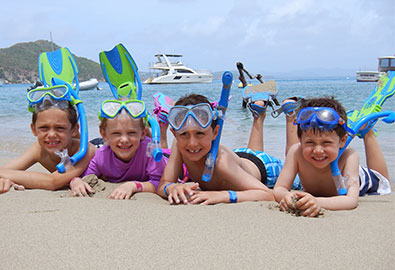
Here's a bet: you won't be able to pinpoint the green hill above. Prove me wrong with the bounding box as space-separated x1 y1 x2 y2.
0 40 103 84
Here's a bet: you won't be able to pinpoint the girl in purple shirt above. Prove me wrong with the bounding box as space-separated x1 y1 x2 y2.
70 99 167 199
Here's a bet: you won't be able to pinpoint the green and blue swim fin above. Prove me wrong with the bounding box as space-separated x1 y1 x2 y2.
347 71 395 137
99 43 142 100
38 47 80 93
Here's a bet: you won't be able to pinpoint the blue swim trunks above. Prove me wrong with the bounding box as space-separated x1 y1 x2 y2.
359 166 391 196
233 147 302 190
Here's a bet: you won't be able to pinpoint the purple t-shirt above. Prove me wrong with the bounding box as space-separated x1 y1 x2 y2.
82 137 167 189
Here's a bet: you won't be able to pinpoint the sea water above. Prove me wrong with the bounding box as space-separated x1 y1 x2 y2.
0 78 394 183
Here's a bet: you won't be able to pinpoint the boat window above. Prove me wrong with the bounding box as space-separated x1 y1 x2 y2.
177 69 193 74
380 58 390 67
391 59 395 67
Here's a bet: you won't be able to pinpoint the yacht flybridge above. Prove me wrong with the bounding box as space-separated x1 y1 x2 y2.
144 54 212 84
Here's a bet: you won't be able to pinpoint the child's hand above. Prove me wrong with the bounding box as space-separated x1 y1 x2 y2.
167 182 199 204
70 177 95 197
294 191 321 217
279 192 298 212
0 177 14 194
108 182 136 200
189 190 228 205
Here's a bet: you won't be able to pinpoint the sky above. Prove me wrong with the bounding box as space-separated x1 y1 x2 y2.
1 0 394 76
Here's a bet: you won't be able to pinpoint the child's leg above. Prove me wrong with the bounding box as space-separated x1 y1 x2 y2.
247 101 266 151
363 129 389 179
160 124 169 149
283 99 299 156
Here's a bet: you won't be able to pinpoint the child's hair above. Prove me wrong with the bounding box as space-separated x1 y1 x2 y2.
99 109 145 131
32 102 78 128
174 94 217 128
297 96 348 138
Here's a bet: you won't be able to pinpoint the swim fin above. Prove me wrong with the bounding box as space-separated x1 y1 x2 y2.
347 71 395 137
152 92 175 125
99 43 142 100
38 47 80 92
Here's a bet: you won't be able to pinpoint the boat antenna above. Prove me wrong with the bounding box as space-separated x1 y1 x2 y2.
49 32 55 51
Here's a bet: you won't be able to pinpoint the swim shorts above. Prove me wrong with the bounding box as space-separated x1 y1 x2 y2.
359 166 391 196
233 147 302 189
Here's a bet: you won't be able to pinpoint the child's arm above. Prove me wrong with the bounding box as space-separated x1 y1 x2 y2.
282 149 360 217
0 144 96 191
157 141 199 204
273 144 300 207
301 149 360 213
108 181 156 200
189 149 275 204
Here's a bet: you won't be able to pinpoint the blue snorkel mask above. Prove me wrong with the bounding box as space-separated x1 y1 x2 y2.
27 79 88 173
168 103 220 133
294 107 354 134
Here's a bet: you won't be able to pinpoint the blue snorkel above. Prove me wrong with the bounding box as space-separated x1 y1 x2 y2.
51 77 88 173
202 71 233 182
330 110 395 195
147 116 163 162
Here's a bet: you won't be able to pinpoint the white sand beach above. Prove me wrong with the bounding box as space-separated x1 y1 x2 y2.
0 158 394 269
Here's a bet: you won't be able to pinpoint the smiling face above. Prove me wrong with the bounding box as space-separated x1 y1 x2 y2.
172 125 219 163
31 108 78 155
300 129 347 169
100 113 146 163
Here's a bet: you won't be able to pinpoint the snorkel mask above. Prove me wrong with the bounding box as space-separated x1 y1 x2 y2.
294 107 353 134
98 98 163 162
168 103 219 133
98 99 148 121
27 85 76 113
26 80 88 173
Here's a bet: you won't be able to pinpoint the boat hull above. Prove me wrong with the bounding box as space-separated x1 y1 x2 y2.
79 78 99 90
144 74 212 84
356 71 383 82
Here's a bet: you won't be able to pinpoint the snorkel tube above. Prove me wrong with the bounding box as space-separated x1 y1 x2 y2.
146 115 163 162
202 71 233 182
51 78 88 173
330 110 395 195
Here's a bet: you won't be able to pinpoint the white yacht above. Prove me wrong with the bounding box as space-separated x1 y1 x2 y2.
356 56 395 82
144 54 212 84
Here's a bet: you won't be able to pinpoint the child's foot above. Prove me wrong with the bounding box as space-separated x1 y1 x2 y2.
247 100 267 118
271 96 304 118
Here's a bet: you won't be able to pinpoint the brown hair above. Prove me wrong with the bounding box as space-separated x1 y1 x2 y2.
32 102 78 128
297 96 348 139
174 94 217 128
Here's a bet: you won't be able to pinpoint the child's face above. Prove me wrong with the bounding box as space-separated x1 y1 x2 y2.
172 126 219 162
300 129 347 169
31 108 78 155
100 115 145 163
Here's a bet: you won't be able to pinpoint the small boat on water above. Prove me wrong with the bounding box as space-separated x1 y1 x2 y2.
144 53 212 84
79 78 99 91
356 56 395 82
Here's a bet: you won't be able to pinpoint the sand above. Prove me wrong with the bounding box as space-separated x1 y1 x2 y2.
0 160 394 269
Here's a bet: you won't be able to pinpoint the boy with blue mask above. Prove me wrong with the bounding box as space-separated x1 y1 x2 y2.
157 94 298 205
273 97 391 217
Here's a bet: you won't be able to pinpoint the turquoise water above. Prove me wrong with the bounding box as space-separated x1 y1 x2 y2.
0 79 394 182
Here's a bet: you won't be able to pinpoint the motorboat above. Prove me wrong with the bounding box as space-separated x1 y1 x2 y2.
356 71 382 82
356 56 395 82
79 78 99 91
144 54 212 84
